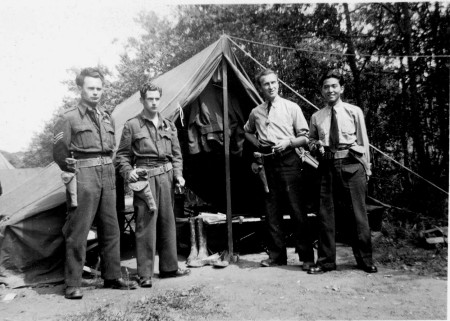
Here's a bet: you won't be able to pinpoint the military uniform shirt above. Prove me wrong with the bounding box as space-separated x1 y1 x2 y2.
53 101 116 172
115 112 183 180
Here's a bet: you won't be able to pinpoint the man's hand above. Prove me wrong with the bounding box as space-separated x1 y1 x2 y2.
175 176 185 194
273 139 290 153
312 140 325 156
175 176 185 187
128 169 139 182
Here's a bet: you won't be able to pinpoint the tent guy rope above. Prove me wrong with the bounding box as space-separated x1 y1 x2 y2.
229 35 450 59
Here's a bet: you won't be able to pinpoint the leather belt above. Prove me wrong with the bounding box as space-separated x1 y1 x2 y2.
76 156 113 168
322 149 350 160
144 163 173 178
73 153 112 159
258 147 295 159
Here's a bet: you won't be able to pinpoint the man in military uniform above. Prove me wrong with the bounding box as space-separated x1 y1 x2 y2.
53 68 138 300
115 82 190 289
244 69 315 270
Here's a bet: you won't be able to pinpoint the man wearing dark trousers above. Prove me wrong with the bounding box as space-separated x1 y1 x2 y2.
308 70 377 274
53 68 138 299
115 83 190 288
244 69 315 270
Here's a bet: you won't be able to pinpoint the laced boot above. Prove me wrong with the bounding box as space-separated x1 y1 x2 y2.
186 217 198 265
196 217 209 260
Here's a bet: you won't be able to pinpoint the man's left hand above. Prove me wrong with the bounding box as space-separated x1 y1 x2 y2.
273 139 290 153
175 176 185 187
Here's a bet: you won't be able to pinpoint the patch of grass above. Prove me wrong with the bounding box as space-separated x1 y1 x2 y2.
373 208 448 278
64 285 227 321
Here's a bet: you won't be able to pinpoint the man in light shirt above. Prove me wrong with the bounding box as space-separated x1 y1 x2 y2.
308 70 377 274
244 69 315 270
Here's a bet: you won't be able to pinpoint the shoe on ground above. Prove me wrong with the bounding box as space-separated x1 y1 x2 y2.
307 264 337 275
65 286 83 300
260 258 286 267
159 268 191 278
301 261 314 271
357 264 378 273
139 277 152 288
104 278 138 290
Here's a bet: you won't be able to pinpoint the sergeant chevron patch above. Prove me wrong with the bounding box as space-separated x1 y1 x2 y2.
53 132 63 144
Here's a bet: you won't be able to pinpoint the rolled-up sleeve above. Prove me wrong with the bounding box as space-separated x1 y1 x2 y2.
243 111 256 134
292 105 309 138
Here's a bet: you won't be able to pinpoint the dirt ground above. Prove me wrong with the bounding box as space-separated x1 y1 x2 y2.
0 242 447 321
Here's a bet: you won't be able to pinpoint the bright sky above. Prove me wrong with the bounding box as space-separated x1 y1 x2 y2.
0 0 174 153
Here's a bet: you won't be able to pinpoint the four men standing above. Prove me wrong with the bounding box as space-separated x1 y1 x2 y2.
53 66 376 299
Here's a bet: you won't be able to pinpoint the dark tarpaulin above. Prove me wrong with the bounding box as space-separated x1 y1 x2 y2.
0 164 66 287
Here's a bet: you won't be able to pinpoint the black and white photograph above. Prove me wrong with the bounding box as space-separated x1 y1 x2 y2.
0 0 448 320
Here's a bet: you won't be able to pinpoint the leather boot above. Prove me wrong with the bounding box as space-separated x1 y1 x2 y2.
186 217 198 265
196 217 208 260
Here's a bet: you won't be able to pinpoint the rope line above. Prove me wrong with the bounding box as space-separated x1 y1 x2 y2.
370 145 448 195
229 35 450 59
226 35 449 195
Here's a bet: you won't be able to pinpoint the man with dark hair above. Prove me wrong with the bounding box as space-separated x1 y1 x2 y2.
308 70 377 274
53 67 138 300
115 82 190 288
244 69 315 269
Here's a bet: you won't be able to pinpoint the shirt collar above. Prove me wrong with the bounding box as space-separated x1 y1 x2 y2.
326 99 344 111
78 101 102 117
138 111 163 128
265 95 281 110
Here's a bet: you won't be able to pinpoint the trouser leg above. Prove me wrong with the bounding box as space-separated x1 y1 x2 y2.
281 157 315 263
96 163 121 280
263 161 287 263
156 171 179 273
134 197 157 278
340 161 373 266
63 166 100 287
316 161 337 269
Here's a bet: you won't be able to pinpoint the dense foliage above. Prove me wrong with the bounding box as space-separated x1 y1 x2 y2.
21 3 449 218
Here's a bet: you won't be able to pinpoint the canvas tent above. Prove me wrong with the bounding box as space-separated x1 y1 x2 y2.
113 35 264 213
0 164 66 287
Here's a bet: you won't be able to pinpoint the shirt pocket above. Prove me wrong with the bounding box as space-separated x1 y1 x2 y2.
103 122 115 149
318 127 328 142
160 131 172 156
73 124 96 149
133 132 151 153
340 120 355 134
